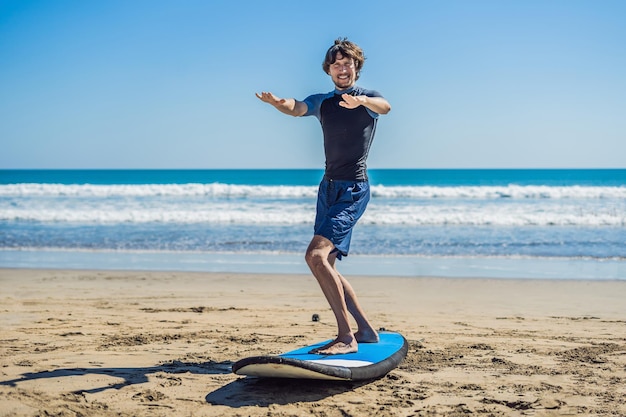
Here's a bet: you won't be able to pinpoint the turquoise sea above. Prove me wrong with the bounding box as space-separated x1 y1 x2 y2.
1 169 625 279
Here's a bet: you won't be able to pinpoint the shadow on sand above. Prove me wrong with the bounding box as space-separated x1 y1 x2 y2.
0 360 233 394
205 377 371 407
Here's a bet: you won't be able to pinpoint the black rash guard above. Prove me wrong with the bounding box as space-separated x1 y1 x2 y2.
302 86 383 181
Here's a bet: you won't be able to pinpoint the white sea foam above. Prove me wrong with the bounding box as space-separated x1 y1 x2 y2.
363 204 626 226
2 202 624 226
2 182 625 227
0 183 318 198
2 183 626 199
370 185 626 199
0 207 313 224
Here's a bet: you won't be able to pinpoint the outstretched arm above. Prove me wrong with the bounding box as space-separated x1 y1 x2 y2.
339 94 391 115
256 92 308 117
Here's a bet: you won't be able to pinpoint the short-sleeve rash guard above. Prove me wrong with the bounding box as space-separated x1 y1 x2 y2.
302 86 383 181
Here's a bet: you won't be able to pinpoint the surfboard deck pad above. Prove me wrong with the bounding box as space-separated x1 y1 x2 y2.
232 331 408 381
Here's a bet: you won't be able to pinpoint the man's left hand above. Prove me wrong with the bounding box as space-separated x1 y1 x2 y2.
339 94 366 109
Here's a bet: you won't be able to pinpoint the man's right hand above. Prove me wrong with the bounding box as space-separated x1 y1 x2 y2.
256 92 285 106
255 92 307 117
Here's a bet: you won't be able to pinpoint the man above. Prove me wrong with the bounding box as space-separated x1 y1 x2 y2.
256 38 391 355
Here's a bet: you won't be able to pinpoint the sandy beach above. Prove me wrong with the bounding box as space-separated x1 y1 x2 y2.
1 268 625 416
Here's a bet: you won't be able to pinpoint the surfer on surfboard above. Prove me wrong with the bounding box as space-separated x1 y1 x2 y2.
256 38 391 355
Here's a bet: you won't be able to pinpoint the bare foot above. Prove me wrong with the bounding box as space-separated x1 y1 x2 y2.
355 328 379 343
309 338 358 355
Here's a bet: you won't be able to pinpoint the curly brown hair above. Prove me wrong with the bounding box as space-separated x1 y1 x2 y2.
322 38 366 80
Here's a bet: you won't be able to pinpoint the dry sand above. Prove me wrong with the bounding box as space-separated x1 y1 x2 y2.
1 268 625 416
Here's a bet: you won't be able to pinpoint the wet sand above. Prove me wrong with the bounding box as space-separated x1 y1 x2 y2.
1 268 625 416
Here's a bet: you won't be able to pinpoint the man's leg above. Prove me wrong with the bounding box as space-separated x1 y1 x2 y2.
328 255 379 344
305 235 358 355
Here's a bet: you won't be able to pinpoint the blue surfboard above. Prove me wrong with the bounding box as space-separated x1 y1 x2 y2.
232 331 408 381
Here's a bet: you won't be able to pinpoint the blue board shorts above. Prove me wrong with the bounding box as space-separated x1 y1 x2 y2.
313 178 370 260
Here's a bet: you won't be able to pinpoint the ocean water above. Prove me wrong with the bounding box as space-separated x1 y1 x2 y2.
1 169 625 279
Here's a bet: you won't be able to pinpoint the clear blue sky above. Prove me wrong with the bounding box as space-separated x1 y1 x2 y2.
1 0 625 169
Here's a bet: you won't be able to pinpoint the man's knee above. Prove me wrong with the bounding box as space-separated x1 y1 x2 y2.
305 236 333 269
305 246 325 269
